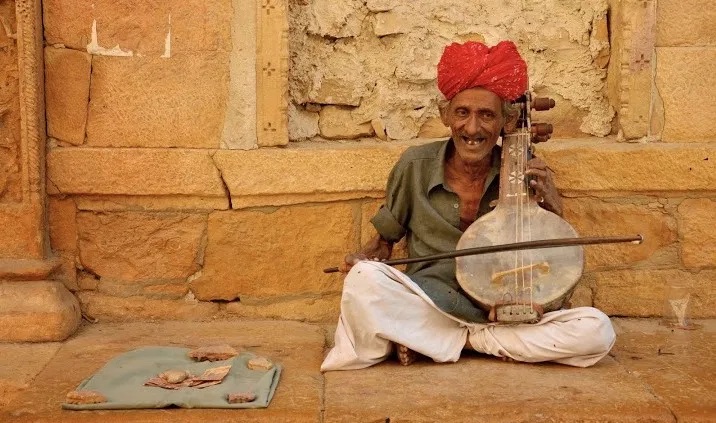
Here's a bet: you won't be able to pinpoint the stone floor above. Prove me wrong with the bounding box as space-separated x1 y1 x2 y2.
0 318 714 422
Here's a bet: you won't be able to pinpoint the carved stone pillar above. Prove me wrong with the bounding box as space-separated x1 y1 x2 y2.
0 0 80 342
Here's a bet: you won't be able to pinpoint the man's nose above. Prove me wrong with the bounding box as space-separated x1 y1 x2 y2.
464 114 480 135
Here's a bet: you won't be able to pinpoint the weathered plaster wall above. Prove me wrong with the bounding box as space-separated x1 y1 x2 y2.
38 0 715 323
288 0 613 141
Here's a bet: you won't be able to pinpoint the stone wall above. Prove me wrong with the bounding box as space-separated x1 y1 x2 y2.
40 0 715 323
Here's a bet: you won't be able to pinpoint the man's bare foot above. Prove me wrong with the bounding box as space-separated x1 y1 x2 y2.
396 344 417 366
500 356 516 362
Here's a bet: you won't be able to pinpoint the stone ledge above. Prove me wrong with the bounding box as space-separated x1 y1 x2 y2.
536 139 716 193
213 141 418 208
47 140 716 209
47 148 227 197
0 258 61 281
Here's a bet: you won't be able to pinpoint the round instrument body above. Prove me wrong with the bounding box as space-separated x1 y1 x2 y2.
456 203 584 313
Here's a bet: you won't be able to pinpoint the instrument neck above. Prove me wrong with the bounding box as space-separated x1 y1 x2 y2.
498 131 533 207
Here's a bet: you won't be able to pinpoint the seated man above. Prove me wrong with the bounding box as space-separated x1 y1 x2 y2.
321 40 615 371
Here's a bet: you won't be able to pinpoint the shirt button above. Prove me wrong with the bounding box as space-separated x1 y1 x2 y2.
453 203 459 209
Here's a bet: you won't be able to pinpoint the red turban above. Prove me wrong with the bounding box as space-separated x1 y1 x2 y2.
437 41 528 101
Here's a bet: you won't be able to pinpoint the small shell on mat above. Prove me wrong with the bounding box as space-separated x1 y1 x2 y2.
65 390 107 404
188 344 238 362
227 391 257 404
247 356 274 371
159 369 190 384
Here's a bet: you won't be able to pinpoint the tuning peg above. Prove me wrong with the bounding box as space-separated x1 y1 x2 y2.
531 123 553 136
531 97 555 111
532 134 551 143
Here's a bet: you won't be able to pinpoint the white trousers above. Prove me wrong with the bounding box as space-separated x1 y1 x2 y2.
321 261 616 371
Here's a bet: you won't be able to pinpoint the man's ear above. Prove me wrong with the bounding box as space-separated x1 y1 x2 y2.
502 109 519 134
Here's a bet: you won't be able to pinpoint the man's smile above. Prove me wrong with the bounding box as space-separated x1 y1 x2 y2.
460 135 488 146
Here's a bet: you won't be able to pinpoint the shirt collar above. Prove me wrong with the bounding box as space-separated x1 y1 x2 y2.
427 139 502 195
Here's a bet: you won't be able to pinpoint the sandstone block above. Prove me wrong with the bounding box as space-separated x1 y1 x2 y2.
77 211 206 281
97 278 190 300
221 0 257 150
535 140 716 193
373 11 411 37
418 117 450 139
0 204 44 259
657 0 716 46
617 69 653 140
74 195 230 212
49 198 77 253
213 141 413 208
366 0 399 12
225 294 341 323
77 271 100 291
608 0 656 140
0 281 81 342
55 252 79 292
384 110 425 140
77 291 219 321
44 48 91 145
319 106 374 139
678 198 716 269
47 147 226 197
288 102 319 140
43 0 231 54
86 54 229 148
562 198 677 271
656 47 716 141
307 0 365 38
294 40 373 108
190 204 357 300
569 283 593 308
591 269 715 318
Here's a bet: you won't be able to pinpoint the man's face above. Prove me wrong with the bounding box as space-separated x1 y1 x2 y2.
440 87 507 166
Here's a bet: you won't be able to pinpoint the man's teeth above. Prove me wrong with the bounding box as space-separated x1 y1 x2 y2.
464 138 485 145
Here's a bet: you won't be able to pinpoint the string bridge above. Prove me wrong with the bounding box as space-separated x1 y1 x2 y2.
491 261 551 285
495 304 541 323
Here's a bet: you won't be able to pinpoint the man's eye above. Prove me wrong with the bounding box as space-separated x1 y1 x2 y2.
455 109 468 117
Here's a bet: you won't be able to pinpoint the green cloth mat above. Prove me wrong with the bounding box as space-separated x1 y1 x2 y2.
62 346 281 410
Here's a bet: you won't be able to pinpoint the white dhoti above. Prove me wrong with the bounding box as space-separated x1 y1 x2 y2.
321 261 616 371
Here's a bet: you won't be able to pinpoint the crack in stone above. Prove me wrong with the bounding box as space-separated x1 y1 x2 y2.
609 350 679 422
210 153 233 209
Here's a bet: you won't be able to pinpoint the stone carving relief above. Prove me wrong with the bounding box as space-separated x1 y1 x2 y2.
0 0 21 203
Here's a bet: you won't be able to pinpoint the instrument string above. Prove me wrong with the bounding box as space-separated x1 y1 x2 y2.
524 131 534 309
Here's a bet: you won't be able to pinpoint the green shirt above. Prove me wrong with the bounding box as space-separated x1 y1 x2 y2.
371 139 501 323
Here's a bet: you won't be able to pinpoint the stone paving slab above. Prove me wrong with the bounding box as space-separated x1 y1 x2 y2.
1 319 714 422
1 321 325 423
324 355 674 423
611 319 716 423
0 343 61 408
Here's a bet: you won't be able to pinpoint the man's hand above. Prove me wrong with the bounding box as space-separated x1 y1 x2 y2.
525 157 563 217
338 234 393 273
